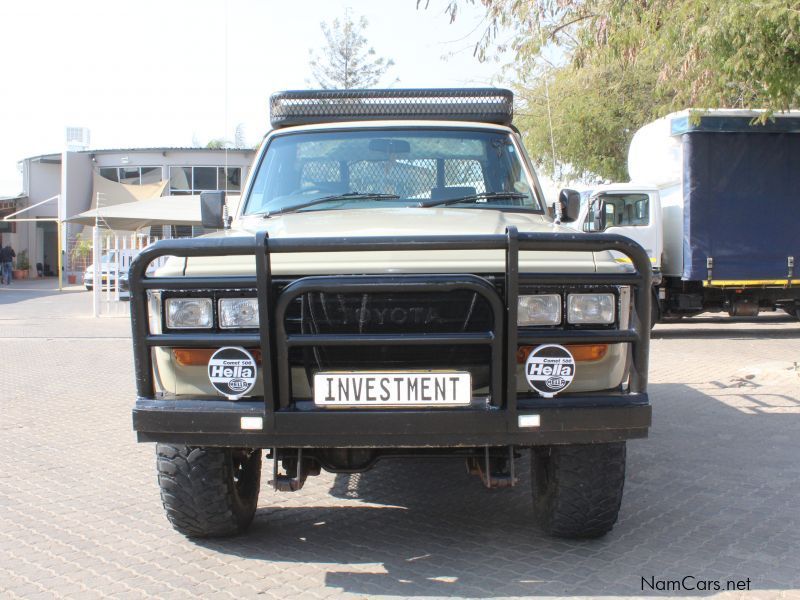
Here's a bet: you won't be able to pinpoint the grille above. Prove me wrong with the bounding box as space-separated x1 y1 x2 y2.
287 290 493 335
270 88 514 128
284 289 495 386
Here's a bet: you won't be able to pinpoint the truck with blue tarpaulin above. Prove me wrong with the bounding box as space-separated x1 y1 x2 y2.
564 109 800 321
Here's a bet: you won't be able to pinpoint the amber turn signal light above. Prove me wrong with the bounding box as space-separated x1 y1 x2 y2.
516 344 608 364
172 348 262 367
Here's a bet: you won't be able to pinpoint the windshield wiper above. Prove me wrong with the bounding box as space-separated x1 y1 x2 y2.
418 191 528 208
262 192 400 217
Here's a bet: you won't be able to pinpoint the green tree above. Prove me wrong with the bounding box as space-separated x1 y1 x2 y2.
205 139 230 149
309 14 396 89
431 0 800 180
70 234 92 271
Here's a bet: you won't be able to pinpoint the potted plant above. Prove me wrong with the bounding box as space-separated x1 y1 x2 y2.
13 250 30 280
70 234 93 284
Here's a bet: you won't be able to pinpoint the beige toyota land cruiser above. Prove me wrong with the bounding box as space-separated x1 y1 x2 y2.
129 89 651 540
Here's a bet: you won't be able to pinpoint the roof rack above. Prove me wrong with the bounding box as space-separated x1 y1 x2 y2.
269 88 514 129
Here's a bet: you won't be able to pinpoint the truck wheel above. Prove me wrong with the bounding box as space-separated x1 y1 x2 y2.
156 444 262 538
650 290 660 329
650 300 660 329
531 442 626 539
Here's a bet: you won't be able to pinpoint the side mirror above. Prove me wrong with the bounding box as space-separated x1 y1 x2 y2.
557 188 581 223
200 190 226 229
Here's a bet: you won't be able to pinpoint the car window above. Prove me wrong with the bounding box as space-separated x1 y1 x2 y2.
585 193 650 230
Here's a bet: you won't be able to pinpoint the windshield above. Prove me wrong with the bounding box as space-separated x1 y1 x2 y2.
243 128 543 216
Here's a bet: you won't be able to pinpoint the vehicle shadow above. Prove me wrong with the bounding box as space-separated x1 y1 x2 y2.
653 315 800 340
199 381 800 597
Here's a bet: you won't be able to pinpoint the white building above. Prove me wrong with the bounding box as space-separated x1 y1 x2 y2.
1 147 255 276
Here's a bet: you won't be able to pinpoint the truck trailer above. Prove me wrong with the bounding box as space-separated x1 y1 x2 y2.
563 109 800 322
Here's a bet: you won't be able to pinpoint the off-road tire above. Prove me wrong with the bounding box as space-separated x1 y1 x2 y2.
156 444 262 538
531 442 626 539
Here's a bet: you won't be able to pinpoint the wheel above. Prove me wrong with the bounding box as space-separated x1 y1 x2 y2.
531 442 626 539
85 285 92 291
156 445 262 538
783 306 800 320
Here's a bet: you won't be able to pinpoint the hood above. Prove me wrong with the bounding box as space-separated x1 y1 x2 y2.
241 206 549 238
172 207 622 277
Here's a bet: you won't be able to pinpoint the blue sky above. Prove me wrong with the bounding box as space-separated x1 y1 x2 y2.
0 0 507 195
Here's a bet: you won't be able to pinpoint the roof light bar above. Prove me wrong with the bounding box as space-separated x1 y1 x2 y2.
269 88 514 129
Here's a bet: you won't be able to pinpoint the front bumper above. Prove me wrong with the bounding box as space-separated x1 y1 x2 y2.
133 393 651 447
129 229 653 449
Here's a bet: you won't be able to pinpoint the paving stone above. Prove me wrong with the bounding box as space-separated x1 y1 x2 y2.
1 289 799 598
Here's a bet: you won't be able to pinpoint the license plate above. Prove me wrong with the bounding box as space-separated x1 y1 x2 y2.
314 371 472 407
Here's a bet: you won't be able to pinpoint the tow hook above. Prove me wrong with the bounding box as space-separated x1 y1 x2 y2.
269 448 320 492
466 446 518 489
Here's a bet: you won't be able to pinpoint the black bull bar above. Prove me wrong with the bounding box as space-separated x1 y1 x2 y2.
130 228 652 447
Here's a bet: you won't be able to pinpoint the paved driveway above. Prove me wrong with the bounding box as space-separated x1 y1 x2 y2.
1 286 799 599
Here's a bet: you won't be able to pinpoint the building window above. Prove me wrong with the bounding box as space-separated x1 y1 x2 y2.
193 166 217 191
98 166 163 185
119 167 141 185
168 166 242 195
219 166 241 191
141 166 162 185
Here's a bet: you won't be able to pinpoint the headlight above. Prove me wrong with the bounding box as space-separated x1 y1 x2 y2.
219 298 259 329
165 297 213 329
518 294 561 325
567 293 615 324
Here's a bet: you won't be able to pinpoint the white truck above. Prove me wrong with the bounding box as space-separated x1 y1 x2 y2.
560 109 800 322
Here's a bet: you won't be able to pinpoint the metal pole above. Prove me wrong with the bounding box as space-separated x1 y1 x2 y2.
56 219 63 292
93 192 105 317
104 234 110 306
113 234 120 303
92 220 100 318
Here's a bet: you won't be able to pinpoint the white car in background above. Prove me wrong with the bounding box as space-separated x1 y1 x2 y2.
85 250 156 295
84 251 121 291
